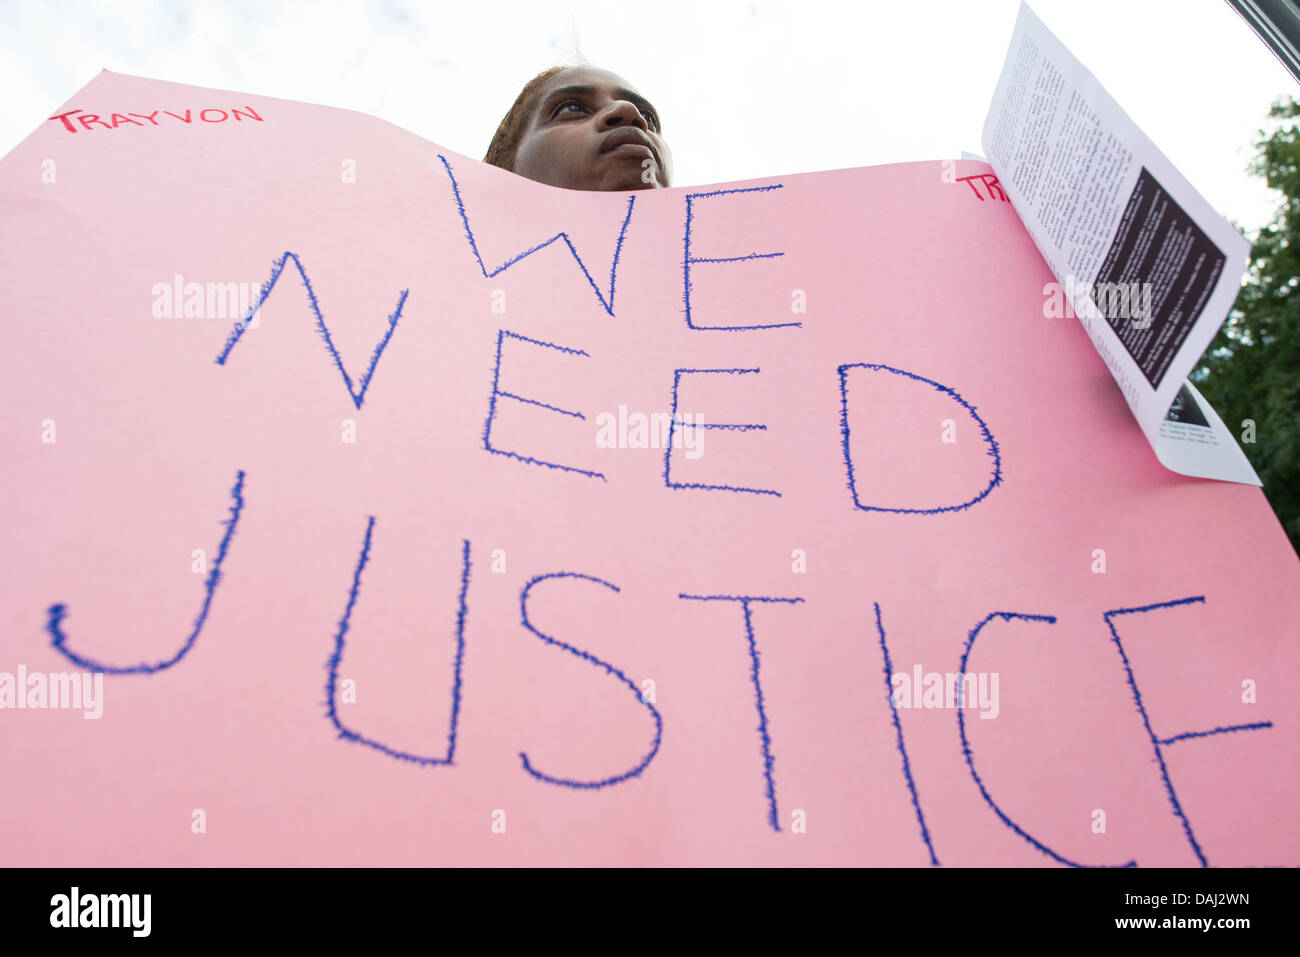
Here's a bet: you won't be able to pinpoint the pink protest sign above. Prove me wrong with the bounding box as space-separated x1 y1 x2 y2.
1 69 1297 867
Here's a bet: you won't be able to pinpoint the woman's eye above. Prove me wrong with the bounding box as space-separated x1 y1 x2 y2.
643 111 660 131
556 101 585 117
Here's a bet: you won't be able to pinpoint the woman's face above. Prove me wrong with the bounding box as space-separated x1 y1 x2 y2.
512 66 672 191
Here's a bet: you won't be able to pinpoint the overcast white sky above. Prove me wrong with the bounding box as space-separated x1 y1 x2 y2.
2 0 1296 232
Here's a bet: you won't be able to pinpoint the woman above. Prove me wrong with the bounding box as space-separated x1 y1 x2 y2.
484 65 673 192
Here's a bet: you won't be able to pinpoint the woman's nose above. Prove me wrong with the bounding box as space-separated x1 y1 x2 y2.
601 100 648 130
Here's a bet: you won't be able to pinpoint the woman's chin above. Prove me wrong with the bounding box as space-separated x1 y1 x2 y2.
578 162 659 192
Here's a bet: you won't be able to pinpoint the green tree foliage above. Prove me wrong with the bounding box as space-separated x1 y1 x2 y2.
1193 97 1300 555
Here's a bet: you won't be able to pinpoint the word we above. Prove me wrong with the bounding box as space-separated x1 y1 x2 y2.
0 666 102 719
50 887 150 937
595 405 704 458
47 106 264 133
152 274 263 326
891 666 999 719
1043 275 1153 329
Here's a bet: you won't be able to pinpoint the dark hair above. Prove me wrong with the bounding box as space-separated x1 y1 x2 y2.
483 65 572 171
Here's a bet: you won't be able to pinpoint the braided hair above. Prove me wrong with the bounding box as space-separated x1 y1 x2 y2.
483 65 572 171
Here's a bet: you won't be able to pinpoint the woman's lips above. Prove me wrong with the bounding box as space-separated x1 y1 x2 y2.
598 128 659 166
603 142 655 158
